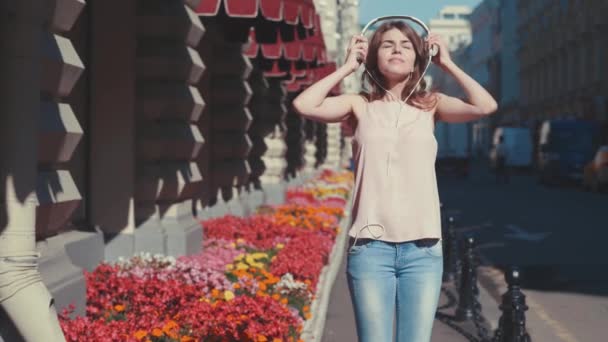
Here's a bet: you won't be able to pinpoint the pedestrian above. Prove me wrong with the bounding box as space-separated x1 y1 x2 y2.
495 135 509 184
292 20 497 342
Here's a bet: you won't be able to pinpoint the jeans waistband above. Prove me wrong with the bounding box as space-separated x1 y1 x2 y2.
348 237 440 247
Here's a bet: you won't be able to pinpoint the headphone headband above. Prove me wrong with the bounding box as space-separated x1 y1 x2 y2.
360 15 437 57
361 15 431 37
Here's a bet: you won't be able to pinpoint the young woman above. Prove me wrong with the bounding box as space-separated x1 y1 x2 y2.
293 20 497 342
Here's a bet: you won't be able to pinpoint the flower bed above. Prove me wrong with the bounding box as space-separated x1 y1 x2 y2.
60 170 353 342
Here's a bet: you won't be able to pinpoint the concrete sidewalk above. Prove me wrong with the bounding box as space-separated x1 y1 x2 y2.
321 244 497 342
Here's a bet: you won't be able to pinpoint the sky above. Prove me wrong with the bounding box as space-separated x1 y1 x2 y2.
358 0 483 26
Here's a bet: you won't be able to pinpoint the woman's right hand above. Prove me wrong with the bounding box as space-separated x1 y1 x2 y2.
344 35 368 73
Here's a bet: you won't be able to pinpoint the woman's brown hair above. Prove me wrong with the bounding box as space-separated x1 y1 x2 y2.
361 20 438 111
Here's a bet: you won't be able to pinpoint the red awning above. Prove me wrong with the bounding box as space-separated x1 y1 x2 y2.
284 79 301 92
260 0 282 21
197 0 258 17
284 36 303 61
247 26 324 62
289 62 306 77
300 0 315 28
282 0 300 24
302 38 317 62
197 0 314 27
196 0 221 15
281 0 313 28
284 62 339 93
260 31 284 59
300 68 316 85
263 60 288 78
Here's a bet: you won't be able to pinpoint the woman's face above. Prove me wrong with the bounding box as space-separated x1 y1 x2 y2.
376 28 416 81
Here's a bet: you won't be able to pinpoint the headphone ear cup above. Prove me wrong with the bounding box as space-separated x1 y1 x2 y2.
429 44 438 57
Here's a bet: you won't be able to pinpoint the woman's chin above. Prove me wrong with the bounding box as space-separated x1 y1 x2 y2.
382 70 410 82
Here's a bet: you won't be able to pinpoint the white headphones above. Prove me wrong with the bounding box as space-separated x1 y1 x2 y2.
358 15 438 104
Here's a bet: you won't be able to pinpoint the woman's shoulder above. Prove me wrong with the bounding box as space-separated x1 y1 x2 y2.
410 91 441 113
341 92 370 119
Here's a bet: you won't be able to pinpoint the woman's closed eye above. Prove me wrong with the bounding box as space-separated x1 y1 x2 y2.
381 42 412 50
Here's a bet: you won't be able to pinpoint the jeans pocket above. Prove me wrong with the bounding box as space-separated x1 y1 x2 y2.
420 239 443 257
347 244 368 255
347 239 371 255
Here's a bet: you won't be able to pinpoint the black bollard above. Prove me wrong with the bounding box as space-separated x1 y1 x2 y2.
455 235 478 321
492 267 532 342
442 215 460 283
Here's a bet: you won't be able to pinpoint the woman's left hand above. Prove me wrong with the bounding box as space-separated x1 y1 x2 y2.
426 33 452 68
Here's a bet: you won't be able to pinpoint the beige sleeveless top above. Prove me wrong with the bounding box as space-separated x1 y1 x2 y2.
348 100 442 242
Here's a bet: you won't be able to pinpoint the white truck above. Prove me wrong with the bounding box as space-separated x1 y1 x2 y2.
434 121 471 177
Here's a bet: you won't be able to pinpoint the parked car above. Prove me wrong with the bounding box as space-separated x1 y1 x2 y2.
489 127 533 169
537 119 601 185
582 145 608 192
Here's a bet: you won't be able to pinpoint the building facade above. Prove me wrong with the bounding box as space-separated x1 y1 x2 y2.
427 5 473 95
498 0 521 125
429 6 473 51
517 0 608 123
468 0 501 156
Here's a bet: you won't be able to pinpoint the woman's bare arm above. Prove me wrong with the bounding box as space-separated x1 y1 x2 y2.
426 33 498 122
292 65 361 123
292 35 368 123
434 61 498 123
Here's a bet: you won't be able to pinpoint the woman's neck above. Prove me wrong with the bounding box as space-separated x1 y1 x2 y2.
382 75 411 102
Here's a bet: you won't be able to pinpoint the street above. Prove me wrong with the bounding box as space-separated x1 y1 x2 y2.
438 159 608 342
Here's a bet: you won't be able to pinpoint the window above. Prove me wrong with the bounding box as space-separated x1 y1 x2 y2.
443 13 455 19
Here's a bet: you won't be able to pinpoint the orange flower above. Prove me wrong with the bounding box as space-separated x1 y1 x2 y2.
271 293 281 301
280 298 288 305
133 330 147 341
256 290 268 297
233 283 241 289
162 320 179 339
259 283 267 291
257 335 268 342
273 339 283 342
211 289 220 298
151 328 164 337
163 320 178 330
181 337 196 342
113 304 125 312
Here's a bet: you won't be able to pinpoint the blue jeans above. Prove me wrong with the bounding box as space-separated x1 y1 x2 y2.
346 238 443 342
